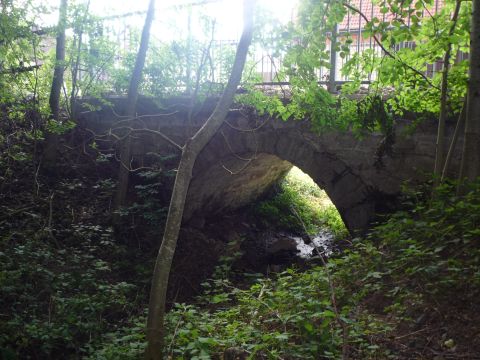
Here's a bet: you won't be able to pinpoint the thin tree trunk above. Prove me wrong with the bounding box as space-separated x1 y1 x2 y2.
70 0 91 120
113 0 155 212
186 7 193 95
458 0 480 187
43 0 68 168
441 99 466 183
49 0 67 121
434 0 461 184
186 23 216 137
145 1 255 358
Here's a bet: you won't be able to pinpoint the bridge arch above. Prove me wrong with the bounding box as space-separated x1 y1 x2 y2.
78 97 449 234
186 114 380 233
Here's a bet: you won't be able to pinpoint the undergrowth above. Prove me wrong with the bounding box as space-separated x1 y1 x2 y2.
0 173 151 359
92 181 480 359
1 106 478 360
0 119 161 359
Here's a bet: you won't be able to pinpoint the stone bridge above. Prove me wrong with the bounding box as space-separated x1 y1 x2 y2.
78 97 460 233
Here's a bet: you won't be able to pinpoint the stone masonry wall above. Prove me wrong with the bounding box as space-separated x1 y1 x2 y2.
77 97 462 233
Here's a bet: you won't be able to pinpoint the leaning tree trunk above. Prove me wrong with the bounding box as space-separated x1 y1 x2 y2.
145 1 254 358
114 0 155 212
458 0 480 186
44 0 67 167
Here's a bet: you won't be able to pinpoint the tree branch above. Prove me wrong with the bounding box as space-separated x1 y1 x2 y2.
0 64 41 75
342 1 440 90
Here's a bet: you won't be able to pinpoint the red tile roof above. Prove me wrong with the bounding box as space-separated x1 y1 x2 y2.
339 0 444 31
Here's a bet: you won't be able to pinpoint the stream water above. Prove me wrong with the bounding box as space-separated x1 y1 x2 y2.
292 229 335 259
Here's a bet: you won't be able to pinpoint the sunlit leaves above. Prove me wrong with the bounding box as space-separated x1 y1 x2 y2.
276 0 471 131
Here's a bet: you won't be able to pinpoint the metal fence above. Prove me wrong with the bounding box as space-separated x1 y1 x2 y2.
221 0 463 90
97 0 463 92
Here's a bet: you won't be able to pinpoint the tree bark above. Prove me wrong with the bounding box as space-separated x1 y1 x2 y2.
49 0 68 121
186 7 193 95
458 0 480 186
145 1 255 358
43 0 68 168
441 99 466 183
113 0 155 212
70 0 91 121
433 0 461 185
